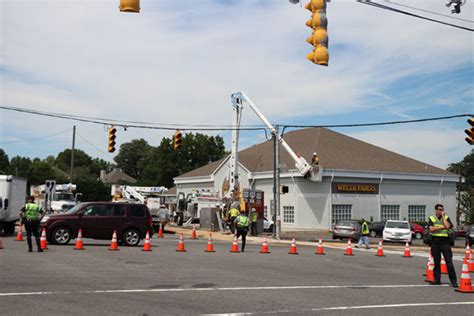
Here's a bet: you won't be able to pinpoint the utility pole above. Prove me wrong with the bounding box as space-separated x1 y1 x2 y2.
273 125 281 240
70 125 76 182
456 165 462 226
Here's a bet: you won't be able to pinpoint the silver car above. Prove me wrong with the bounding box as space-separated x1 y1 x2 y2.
332 220 361 241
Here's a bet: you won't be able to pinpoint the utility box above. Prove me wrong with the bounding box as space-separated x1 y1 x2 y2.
200 207 220 231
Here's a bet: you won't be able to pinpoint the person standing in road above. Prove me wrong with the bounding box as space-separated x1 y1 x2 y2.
19 196 44 253
356 218 370 249
250 208 258 236
229 205 240 235
429 204 458 288
234 211 250 252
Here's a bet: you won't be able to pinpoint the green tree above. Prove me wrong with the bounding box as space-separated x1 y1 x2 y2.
9 156 32 178
27 158 56 185
55 149 93 173
114 139 152 179
74 174 110 201
448 149 474 224
0 148 10 174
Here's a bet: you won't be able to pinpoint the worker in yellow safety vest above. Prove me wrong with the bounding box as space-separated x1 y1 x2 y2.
356 218 370 249
228 206 240 234
19 196 44 252
428 204 457 288
234 212 250 252
250 208 258 236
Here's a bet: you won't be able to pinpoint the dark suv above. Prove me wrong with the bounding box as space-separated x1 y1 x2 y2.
40 202 153 246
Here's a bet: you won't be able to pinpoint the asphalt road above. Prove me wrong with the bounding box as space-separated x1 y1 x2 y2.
1 234 473 316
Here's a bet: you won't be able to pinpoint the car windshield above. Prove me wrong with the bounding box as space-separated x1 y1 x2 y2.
385 221 409 229
65 204 82 214
337 221 356 227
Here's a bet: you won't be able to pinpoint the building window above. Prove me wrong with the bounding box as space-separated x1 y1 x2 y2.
283 206 294 224
332 204 352 223
380 205 400 221
408 205 426 222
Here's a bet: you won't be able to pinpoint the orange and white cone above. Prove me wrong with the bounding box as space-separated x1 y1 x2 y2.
157 225 164 238
15 225 24 241
375 240 385 257
455 258 474 293
141 231 152 252
205 233 215 253
315 238 325 255
425 255 435 283
108 230 120 251
441 256 448 274
465 245 472 261
230 235 240 253
73 229 85 250
468 252 474 273
176 233 186 252
402 242 412 258
288 238 299 255
260 237 270 254
40 228 48 250
191 225 197 240
344 239 354 256
423 252 433 276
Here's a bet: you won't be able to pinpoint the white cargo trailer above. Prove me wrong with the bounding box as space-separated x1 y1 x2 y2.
0 175 27 235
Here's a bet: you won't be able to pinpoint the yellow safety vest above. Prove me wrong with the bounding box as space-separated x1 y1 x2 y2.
236 215 249 228
229 208 240 218
24 203 41 220
250 212 258 222
429 215 449 237
361 222 369 235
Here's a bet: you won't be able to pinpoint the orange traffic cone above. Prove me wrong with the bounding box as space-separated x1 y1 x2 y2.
176 233 186 252
455 258 474 293
315 238 325 255
73 229 85 250
40 228 48 250
205 233 215 253
375 240 385 257
344 239 354 256
15 225 24 241
402 242 412 258
191 225 197 240
260 237 270 254
441 256 448 274
288 238 299 255
425 255 435 283
423 252 433 276
467 252 474 273
230 235 240 253
142 231 152 252
465 245 472 260
157 225 164 238
108 230 120 251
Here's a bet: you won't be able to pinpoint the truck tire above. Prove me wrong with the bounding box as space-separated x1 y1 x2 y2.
52 227 72 245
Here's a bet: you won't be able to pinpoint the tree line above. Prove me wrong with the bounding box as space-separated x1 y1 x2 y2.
0 133 227 201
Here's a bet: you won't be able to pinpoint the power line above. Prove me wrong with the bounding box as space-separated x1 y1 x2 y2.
357 0 474 32
76 132 114 160
1 104 472 131
384 0 474 24
0 128 71 144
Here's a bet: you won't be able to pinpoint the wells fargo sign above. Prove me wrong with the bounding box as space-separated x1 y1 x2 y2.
332 182 379 194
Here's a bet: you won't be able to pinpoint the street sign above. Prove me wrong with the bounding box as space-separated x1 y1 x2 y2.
45 180 56 194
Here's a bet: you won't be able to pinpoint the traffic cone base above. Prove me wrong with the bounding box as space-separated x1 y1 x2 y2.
455 259 474 293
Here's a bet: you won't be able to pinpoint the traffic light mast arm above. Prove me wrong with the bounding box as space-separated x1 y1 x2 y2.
230 91 312 177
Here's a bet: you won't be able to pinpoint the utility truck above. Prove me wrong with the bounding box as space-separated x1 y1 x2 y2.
0 175 27 235
30 182 79 213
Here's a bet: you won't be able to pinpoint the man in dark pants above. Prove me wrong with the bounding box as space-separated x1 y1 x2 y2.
19 196 43 253
428 204 457 287
234 211 250 252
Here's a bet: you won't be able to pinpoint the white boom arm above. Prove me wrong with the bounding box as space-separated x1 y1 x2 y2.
230 91 312 177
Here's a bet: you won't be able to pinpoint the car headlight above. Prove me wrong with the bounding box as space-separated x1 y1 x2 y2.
40 216 50 223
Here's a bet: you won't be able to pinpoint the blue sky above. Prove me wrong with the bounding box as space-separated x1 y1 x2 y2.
0 0 473 169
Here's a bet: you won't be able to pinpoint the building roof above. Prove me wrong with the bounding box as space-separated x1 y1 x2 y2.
175 127 454 179
103 168 137 184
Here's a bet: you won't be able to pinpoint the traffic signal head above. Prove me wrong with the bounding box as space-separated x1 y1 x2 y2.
465 117 474 145
119 0 140 13
174 130 182 151
108 127 117 153
305 0 329 66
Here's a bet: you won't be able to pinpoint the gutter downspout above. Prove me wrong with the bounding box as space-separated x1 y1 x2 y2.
290 174 297 228
329 171 334 229
378 173 383 221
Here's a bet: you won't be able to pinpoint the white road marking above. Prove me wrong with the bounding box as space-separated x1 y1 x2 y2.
202 301 474 315
0 283 448 297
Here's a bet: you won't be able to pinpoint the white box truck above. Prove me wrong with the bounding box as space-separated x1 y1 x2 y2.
0 175 27 235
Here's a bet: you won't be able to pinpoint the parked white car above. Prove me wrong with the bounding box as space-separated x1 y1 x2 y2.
383 220 412 244
263 217 274 232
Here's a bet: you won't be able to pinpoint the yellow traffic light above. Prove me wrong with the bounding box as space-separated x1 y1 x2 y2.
108 127 117 153
174 130 182 151
305 0 329 66
119 0 140 13
465 117 474 145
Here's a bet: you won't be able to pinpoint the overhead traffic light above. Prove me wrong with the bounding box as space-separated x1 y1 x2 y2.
108 127 117 153
465 117 474 145
119 0 140 13
174 130 182 151
305 0 329 66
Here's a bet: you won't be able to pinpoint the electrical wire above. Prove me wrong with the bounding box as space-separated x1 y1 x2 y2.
76 132 115 160
0 128 71 144
384 0 473 23
357 0 474 32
